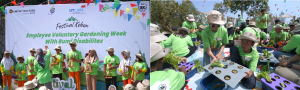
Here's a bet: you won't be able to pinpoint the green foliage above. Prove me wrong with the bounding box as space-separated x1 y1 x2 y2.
193 41 200 46
213 2 229 15
193 60 204 73
164 50 181 70
257 71 271 82
210 60 224 67
223 0 269 16
267 40 276 47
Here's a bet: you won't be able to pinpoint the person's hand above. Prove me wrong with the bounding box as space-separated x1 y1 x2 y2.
104 73 107 77
210 57 218 64
109 67 114 70
45 46 48 50
29 70 34 72
181 57 187 63
198 40 201 43
179 66 186 72
279 58 289 67
244 70 253 78
51 63 55 66
190 29 194 33
70 57 75 61
72 59 78 62
30 62 34 66
223 57 230 60
125 66 131 68
260 41 264 45
130 77 133 81
2 72 6 75
216 53 222 60
259 55 265 60
86 62 91 64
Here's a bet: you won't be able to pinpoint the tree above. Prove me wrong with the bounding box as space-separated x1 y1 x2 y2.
223 0 269 16
213 2 229 15
246 3 270 21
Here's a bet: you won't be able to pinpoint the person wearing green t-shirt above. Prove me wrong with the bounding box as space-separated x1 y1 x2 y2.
260 31 268 45
67 42 83 90
197 25 206 44
283 27 291 39
150 43 187 90
15 55 27 87
226 22 235 47
26 48 36 81
270 20 281 35
84 49 99 90
0 51 14 90
223 32 259 89
103 47 120 90
256 9 269 33
289 23 296 37
118 50 134 86
131 54 148 81
182 14 198 44
270 25 287 48
202 10 228 65
34 47 52 90
234 27 243 39
51 45 63 80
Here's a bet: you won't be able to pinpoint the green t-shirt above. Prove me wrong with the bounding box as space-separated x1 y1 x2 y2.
52 53 63 74
150 69 185 90
67 50 83 72
196 30 202 40
119 59 133 80
15 63 27 81
260 31 267 40
104 55 120 76
256 14 269 29
283 35 300 51
182 21 197 38
270 24 280 34
281 23 288 27
237 45 259 72
85 59 99 75
163 34 193 57
34 49 51 84
271 31 286 42
228 33 236 40
160 40 171 48
296 44 300 55
132 62 147 81
242 27 260 38
202 26 229 52
26 56 36 75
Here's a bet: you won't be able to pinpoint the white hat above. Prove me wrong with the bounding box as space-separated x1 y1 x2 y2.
43 50 47 54
29 48 36 52
39 86 50 90
283 27 290 30
235 27 240 30
275 25 283 29
150 23 168 43
136 79 150 90
135 54 145 61
15 87 24 90
17 55 24 60
150 43 172 63
227 22 234 28
69 41 77 46
207 10 226 25
4 51 10 55
54 45 62 52
124 84 135 90
121 50 131 58
23 81 37 89
249 22 256 27
106 47 115 52
177 27 190 34
198 25 206 29
291 25 300 33
186 14 195 22
239 31 260 42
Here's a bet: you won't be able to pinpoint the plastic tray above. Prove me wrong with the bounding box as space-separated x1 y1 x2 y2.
185 66 197 80
178 62 195 71
257 47 273 53
261 73 300 90
200 74 229 90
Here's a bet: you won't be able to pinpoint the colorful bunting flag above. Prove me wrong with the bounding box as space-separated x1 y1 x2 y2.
20 2 24 8
99 4 104 12
126 8 130 13
120 10 124 17
137 0 141 6
115 10 119 18
97 0 102 4
116 4 121 12
295 1 297 3
275 4 277 6
128 14 133 21
11 1 17 6
132 7 138 16
142 12 146 18
86 0 91 6
114 0 120 9
284 0 286 3
0 6 4 13
130 3 137 7
51 0 54 3
147 19 150 26
140 21 146 30
137 15 141 21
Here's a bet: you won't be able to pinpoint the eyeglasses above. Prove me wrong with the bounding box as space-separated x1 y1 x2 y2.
211 24 220 28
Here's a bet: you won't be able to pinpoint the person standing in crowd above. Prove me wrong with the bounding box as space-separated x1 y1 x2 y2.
246 18 250 27
15 55 27 87
235 14 246 28
103 47 120 90
34 47 52 90
26 48 36 81
197 25 206 44
226 22 235 47
234 27 243 40
118 50 133 86
223 32 259 89
256 9 269 33
182 14 198 44
131 54 147 81
202 10 228 65
163 27 196 58
67 42 83 90
51 45 63 80
270 20 281 35
84 49 99 90
281 21 288 27
0 51 14 90
270 25 287 47
150 43 187 90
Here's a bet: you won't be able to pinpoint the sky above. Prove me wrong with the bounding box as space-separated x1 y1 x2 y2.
176 0 299 24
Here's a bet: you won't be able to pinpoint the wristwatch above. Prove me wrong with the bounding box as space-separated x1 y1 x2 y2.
287 63 293 68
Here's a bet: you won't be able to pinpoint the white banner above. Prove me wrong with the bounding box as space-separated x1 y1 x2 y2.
5 2 150 66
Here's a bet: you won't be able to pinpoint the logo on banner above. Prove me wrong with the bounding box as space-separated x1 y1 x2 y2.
52 77 76 90
48 6 55 15
108 85 117 90
9 9 35 14
69 7 85 14
139 3 147 12
56 16 89 30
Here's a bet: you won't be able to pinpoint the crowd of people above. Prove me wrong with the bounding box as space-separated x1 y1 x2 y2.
1 42 150 90
150 9 300 89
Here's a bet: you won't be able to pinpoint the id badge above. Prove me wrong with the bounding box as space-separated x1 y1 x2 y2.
244 56 251 61
217 38 222 41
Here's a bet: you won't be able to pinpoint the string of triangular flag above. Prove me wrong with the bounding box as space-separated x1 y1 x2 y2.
0 0 30 13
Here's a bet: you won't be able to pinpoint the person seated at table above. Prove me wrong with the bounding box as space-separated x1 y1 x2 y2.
226 22 235 48
270 25 287 48
242 22 261 50
259 30 268 45
270 19 281 35
223 31 259 89
275 45 300 85
274 25 300 59
234 27 243 40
